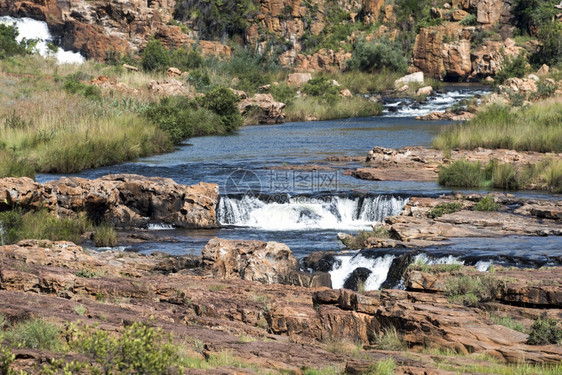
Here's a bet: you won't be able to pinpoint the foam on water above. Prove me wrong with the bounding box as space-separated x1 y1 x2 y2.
147 223 175 230
0 16 84 64
330 253 396 291
217 195 408 231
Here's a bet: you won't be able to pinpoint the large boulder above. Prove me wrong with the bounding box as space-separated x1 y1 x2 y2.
201 238 299 284
442 39 472 80
287 73 312 87
238 93 286 124
394 72 424 88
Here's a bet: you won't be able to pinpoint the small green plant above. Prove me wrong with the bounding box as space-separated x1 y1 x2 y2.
495 54 529 85
438 160 486 188
141 37 170 72
527 317 562 345
445 274 503 307
368 358 396 375
490 314 526 333
372 326 407 351
73 305 87 316
409 261 463 274
76 269 97 278
428 202 462 218
3 319 62 351
93 224 117 247
473 195 500 211
459 13 478 26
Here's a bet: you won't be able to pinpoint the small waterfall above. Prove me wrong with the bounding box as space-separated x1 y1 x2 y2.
0 16 84 64
330 253 396 291
217 194 408 231
147 223 174 230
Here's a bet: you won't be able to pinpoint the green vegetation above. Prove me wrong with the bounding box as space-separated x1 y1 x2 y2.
347 38 408 74
445 274 503 307
408 259 463 274
490 314 526 333
527 317 562 345
73 305 87 316
494 54 529 85
438 158 562 192
340 227 392 250
76 269 97 278
0 23 35 59
2 318 62 352
433 99 562 153
93 224 117 247
368 358 397 375
473 195 499 212
284 95 383 122
428 202 462 218
372 326 407 351
0 209 91 244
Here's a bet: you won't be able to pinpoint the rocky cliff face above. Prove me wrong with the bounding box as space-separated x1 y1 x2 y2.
0 0 547 79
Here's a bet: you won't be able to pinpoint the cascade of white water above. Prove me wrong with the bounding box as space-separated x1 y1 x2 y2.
217 195 408 230
0 16 84 64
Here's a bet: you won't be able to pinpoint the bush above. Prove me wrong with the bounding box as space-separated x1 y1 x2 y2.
459 14 478 26
301 76 340 104
69 322 180 374
438 160 486 188
428 202 462 218
495 54 528 84
270 83 296 107
473 195 499 211
445 274 503 307
4 319 62 351
492 163 520 189
201 86 243 132
527 317 562 345
531 21 562 67
141 38 170 72
169 47 203 71
372 326 407 351
144 97 195 143
94 224 117 247
0 24 33 59
347 39 408 74
0 209 91 244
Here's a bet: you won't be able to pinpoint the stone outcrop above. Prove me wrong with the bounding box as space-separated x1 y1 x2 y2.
0 174 219 228
201 238 299 284
238 93 286 124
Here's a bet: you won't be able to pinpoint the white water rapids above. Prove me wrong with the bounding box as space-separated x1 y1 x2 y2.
0 16 84 64
217 195 408 231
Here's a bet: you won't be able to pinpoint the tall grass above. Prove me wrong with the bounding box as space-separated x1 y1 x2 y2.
285 96 383 122
433 98 562 152
439 158 562 192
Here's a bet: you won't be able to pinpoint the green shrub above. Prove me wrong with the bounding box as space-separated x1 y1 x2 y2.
527 317 562 345
93 224 117 247
492 163 520 189
302 76 340 104
0 24 34 59
368 358 396 375
459 14 478 26
473 195 500 211
201 86 243 132
144 97 195 143
169 47 203 71
445 274 503 307
347 38 408 74
495 55 529 84
186 69 211 91
69 322 180 374
438 160 486 188
0 209 91 244
4 319 62 351
141 38 170 72
76 269 97 278
372 326 407 351
490 314 526 333
532 20 562 67
428 202 462 218
270 83 296 107
63 74 101 100
340 228 391 249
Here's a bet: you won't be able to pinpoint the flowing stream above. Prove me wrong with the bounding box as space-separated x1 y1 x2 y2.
16 17 559 290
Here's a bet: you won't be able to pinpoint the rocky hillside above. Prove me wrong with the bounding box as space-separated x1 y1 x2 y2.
1 0 560 78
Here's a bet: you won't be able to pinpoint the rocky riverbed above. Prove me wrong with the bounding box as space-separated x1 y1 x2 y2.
1 238 561 373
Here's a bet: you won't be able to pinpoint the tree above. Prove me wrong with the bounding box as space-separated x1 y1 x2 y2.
141 38 170 72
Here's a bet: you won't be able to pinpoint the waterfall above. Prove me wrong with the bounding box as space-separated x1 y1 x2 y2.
330 253 396 290
0 16 84 64
217 194 409 231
